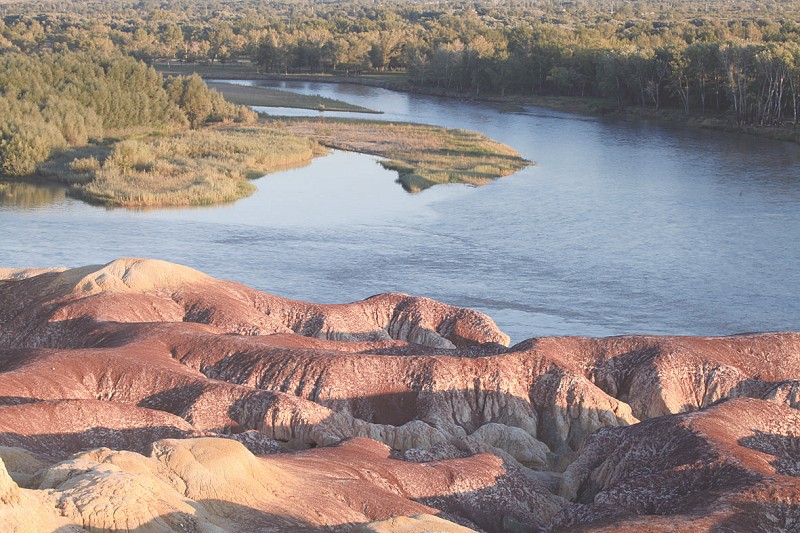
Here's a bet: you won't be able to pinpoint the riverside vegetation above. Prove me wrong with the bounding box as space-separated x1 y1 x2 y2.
204 81 380 114
283 119 531 191
0 50 527 207
3 0 800 139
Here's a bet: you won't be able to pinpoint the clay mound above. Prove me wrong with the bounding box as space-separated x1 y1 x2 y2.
553 398 800 531
269 437 567 531
522 334 800 419
0 400 198 459
0 258 799 531
352 513 477 532
0 258 509 349
1 435 566 532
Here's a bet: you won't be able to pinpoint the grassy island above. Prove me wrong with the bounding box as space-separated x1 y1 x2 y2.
281 119 531 192
62 128 319 207
205 82 380 114
0 52 530 207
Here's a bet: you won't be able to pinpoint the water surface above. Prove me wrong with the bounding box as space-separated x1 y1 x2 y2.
2 83 799 342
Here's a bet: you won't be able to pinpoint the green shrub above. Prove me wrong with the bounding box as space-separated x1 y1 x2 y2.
105 140 155 172
69 156 101 173
0 119 65 176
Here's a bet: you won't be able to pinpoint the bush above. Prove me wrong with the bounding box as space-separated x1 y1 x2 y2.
69 156 101 173
75 126 317 206
0 119 65 176
105 140 155 172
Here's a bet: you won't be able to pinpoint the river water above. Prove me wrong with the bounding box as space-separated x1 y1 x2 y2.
2 81 799 342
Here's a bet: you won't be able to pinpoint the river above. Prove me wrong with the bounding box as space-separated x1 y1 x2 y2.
2 81 799 342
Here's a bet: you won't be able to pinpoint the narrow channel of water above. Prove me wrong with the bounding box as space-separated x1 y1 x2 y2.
2 82 799 342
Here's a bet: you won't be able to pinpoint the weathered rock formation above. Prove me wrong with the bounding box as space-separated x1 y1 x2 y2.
552 398 800 531
0 258 797 531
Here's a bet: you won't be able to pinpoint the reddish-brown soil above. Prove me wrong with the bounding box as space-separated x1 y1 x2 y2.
0 258 797 531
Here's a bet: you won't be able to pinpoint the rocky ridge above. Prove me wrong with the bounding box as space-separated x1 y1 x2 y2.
0 258 797 531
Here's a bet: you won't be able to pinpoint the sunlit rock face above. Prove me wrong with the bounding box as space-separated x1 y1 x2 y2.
0 258 797 531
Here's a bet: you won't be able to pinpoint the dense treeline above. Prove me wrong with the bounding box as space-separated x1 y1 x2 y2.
2 0 800 124
0 51 254 175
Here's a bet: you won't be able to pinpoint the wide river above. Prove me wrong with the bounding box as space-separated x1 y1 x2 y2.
2 81 799 342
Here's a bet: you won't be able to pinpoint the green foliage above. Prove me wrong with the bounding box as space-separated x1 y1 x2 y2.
0 50 256 177
68 156 101 173
0 50 187 176
0 118 64 176
106 140 155 172
172 74 213 128
165 73 255 128
5 0 800 123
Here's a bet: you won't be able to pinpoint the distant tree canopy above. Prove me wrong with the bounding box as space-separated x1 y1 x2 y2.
0 51 254 176
2 0 800 124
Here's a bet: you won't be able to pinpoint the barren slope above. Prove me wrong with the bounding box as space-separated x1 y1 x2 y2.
0 258 797 531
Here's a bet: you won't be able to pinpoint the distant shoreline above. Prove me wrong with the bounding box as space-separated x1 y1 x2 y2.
155 62 800 145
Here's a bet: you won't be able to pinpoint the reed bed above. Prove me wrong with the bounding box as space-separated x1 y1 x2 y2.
70 127 317 207
281 119 531 192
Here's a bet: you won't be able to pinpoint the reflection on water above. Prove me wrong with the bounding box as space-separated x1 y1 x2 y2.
0 181 67 209
1 83 799 342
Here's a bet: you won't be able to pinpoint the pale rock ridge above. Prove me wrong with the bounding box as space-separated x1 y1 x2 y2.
0 258 509 348
0 446 48 487
0 456 85 532
351 513 477 533
0 457 19 505
0 267 66 281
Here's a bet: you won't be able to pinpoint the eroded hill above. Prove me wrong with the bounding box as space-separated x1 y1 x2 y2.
0 258 797 531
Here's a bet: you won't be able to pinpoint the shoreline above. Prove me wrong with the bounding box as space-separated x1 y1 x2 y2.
170 64 800 145
1 117 530 207
263 73 800 144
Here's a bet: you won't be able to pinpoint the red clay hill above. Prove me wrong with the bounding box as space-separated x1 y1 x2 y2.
0 258 797 531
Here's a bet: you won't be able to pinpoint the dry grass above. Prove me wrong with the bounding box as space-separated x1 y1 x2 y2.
68 126 318 207
206 82 379 113
25 115 527 207
280 118 531 191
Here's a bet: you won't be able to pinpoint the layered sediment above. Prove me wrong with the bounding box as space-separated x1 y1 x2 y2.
0 258 797 531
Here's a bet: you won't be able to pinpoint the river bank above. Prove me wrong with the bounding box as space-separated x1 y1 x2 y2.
4 117 529 207
205 81 381 114
261 73 800 144
156 62 800 145
279 118 531 192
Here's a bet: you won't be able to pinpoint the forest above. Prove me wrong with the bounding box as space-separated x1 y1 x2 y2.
2 0 800 126
0 51 254 176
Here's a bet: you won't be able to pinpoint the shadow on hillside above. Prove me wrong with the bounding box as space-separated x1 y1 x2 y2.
739 429 800 477
0 425 196 459
711 500 800 532
49 499 323 532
